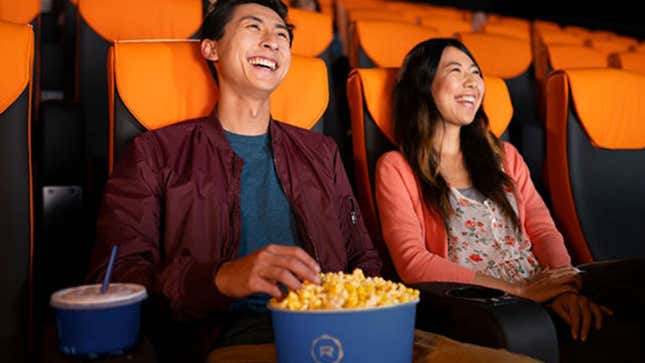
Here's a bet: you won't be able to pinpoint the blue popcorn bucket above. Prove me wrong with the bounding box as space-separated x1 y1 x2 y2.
269 300 418 363
50 283 147 358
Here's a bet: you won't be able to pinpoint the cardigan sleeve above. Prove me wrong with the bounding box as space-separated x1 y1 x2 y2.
375 152 477 284
503 143 572 268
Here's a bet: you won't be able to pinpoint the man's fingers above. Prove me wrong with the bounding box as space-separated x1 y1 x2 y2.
262 266 303 292
266 245 321 275
249 276 284 299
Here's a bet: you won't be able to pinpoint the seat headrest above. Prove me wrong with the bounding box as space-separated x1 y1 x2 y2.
0 0 40 24
588 36 637 54
358 68 512 144
483 22 530 41
270 55 329 129
567 69 645 149
458 32 532 79
539 29 585 46
356 20 441 67
112 40 328 131
608 51 645 75
112 40 217 131
547 44 608 70
349 8 419 24
79 0 201 41
420 17 472 36
0 21 33 114
288 8 333 57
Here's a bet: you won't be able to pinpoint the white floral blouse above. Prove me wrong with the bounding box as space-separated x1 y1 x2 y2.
446 187 541 282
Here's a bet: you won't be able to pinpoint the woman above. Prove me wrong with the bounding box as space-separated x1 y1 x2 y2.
376 38 643 361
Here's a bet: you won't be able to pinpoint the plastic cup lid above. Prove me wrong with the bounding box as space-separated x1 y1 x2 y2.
50 283 147 310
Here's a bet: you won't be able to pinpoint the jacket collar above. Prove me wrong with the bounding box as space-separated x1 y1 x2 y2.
203 107 283 151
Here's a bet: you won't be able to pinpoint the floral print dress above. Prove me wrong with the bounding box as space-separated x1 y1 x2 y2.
446 187 541 282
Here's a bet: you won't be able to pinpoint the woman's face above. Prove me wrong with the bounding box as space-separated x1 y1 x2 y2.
431 46 484 128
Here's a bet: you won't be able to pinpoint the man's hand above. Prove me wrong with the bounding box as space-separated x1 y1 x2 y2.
516 266 582 303
214 244 321 299
548 292 613 341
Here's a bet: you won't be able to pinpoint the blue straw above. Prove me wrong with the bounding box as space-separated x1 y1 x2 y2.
101 245 119 293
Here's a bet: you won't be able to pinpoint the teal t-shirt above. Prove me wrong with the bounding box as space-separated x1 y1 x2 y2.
225 130 301 312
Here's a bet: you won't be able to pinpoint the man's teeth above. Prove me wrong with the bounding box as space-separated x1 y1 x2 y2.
249 57 277 70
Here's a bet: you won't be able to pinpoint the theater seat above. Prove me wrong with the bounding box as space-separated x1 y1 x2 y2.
77 0 202 190
608 51 645 75
0 20 34 363
350 20 441 68
347 67 557 363
107 40 328 171
545 69 645 263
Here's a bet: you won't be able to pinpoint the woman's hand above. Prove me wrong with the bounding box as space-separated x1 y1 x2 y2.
548 292 613 341
516 266 582 303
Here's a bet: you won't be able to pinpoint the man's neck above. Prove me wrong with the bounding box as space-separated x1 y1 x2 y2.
216 88 272 136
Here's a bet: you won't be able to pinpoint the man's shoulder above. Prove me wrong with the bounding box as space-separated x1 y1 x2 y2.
134 117 209 146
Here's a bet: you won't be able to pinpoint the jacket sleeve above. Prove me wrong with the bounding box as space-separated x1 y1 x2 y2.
375 152 477 284
87 135 232 320
330 142 382 277
503 143 571 268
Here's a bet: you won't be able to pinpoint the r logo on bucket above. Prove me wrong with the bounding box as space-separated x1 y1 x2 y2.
311 334 344 363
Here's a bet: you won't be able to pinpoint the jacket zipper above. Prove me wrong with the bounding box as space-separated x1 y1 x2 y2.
350 198 358 225
274 156 320 263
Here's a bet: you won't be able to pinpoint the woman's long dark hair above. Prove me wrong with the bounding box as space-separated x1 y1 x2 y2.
392 38 520 230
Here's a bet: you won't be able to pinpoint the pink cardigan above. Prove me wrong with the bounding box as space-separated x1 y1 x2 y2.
375 142 571 284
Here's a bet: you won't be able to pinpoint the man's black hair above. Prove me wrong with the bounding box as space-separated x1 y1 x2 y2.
200 0 294 47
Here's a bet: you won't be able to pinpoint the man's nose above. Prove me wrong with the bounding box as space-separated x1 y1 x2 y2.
261 33 279 51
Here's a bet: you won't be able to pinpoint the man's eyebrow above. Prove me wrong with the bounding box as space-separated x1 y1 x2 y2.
239 15 288 32
239 15 263 23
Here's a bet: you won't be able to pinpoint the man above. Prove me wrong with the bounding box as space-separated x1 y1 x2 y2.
88 0 379 361
88 1 536 362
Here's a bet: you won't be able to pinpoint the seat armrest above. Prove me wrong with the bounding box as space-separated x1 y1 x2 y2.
411 282 558 363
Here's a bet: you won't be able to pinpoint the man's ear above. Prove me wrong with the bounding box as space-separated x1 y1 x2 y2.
201 39 219 62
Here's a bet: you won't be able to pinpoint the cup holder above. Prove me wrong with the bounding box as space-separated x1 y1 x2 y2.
446 286 507 303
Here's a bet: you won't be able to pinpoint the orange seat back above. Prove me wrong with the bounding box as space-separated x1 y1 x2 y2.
545 69 645 263
351 20 441 68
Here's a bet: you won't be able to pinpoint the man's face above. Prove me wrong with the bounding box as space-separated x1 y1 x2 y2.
202 3 291 97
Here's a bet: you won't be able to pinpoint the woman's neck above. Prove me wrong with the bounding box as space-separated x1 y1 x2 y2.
433 122 462 157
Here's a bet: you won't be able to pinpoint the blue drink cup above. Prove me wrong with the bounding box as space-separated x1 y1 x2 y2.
50 283 147 358
269 300 418 363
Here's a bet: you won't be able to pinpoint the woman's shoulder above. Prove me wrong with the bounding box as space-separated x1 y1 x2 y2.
500 141 529 179
376 151 419 187
377 151 412 173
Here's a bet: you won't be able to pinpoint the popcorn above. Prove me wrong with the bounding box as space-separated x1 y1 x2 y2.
269 269 419 311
